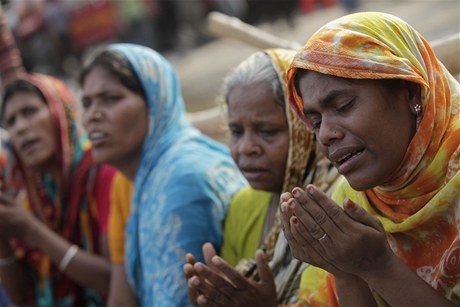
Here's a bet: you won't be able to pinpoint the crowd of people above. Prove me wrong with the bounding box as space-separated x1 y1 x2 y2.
0 4 458 307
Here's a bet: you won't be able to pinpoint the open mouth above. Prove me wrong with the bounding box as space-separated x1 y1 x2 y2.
20 139 39 153
88 131 107 143
336 149 364 166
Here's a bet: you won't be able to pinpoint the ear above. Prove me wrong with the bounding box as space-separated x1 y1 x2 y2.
405 81 422 115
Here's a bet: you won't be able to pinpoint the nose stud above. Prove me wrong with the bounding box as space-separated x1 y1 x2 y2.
94 112 102 120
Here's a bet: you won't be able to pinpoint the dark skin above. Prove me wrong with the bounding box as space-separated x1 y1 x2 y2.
184 243 277 307
280 71 456 306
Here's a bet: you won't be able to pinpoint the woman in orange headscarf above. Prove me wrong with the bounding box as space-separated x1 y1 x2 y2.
281 12 459 306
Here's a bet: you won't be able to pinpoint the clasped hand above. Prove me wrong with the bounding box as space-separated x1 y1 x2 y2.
280 184 393 278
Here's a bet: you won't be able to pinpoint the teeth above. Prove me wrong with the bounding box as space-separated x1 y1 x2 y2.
337 150 360 164
89 132 106 140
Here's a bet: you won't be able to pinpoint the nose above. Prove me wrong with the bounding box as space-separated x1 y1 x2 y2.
316 116 342 146
11 115 29 136
82 105 103 128
237 132 261 156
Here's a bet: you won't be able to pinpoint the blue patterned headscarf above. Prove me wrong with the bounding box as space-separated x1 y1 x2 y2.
109 44 246 306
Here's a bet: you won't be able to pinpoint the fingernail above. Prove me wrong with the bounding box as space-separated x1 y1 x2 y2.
212 256 222 265
292 188 301 197
307 185 314 194
280 192 290 202
194 262 204 273
288 199 296 209
345 198 355 209
292 216 299 225
281 202 287 212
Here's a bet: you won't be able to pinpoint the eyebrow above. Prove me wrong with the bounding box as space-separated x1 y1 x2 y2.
303 89 349 116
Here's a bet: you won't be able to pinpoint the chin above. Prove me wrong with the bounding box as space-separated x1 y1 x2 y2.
90 150 113 164
345 174 375 192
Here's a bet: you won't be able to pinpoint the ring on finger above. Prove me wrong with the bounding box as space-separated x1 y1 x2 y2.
317 233 327 241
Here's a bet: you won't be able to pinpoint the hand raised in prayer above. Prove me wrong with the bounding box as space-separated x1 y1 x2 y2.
185 243 277 307
280 184 394 277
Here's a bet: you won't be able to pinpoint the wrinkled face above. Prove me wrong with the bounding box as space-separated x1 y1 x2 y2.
81 66 148 172
228 83 289 193
3 92 57 168
298 71 417 191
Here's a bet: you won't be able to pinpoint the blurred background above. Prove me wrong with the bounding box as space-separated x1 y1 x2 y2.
1 0 459 114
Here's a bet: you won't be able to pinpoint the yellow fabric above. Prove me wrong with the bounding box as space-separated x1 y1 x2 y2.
108 172 134 264
221 186 272 266
287 12 460 306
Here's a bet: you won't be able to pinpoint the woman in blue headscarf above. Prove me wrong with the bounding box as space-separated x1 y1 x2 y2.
79 44 246 306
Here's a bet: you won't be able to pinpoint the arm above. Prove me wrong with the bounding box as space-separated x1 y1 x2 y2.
108 263 138 307
0 192 111 296
106 173 137 306
0 238 31 304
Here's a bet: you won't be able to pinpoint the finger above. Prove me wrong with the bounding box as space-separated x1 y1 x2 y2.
194 262 235 301
288 192 330 242
184 262 196 279
203 242 217 266
186 253 196 265
343 199 384 232
294 185 348 236
210 256 252 288
280 192 295 241
187 275 200 305
254 249 274 285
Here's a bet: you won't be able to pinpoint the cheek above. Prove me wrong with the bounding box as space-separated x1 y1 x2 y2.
271 137 290 170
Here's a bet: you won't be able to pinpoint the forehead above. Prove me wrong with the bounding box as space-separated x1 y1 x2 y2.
4 91 46 113
227 83 285 120
298 71 384 108
82 66 122 94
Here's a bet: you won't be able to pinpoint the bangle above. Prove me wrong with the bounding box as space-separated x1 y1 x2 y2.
59 245 78 272
0 254 16 267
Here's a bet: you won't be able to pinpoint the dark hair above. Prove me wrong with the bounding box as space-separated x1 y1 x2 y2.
79 49 145 98
1 79 47 122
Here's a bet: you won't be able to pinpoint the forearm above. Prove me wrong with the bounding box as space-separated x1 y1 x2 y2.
362 255 456 306
0 239 31 304
334 273 377 307
26 221 111 295
108 264 138 307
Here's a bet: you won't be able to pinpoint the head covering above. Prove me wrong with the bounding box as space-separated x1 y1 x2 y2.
287 12 460 304
108 44 246 306
232 48 339 304
2 73 108 306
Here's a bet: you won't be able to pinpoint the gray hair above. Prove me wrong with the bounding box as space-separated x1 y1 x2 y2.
221 52 284 108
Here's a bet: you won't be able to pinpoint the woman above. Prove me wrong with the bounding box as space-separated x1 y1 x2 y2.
184 49 339 306
0 74 117 306
281 12 459 306
79 43 246 306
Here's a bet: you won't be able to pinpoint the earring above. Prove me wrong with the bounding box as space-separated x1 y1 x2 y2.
414 104 422 116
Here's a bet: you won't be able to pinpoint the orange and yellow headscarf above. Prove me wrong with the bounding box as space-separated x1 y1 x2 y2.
287 12 460 305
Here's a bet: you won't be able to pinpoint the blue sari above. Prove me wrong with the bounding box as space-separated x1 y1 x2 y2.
110 44 246 306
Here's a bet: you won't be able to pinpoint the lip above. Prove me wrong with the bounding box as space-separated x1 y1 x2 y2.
88 130 108 147
19 138 40 155
239 166 269 181
328 146 365 175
